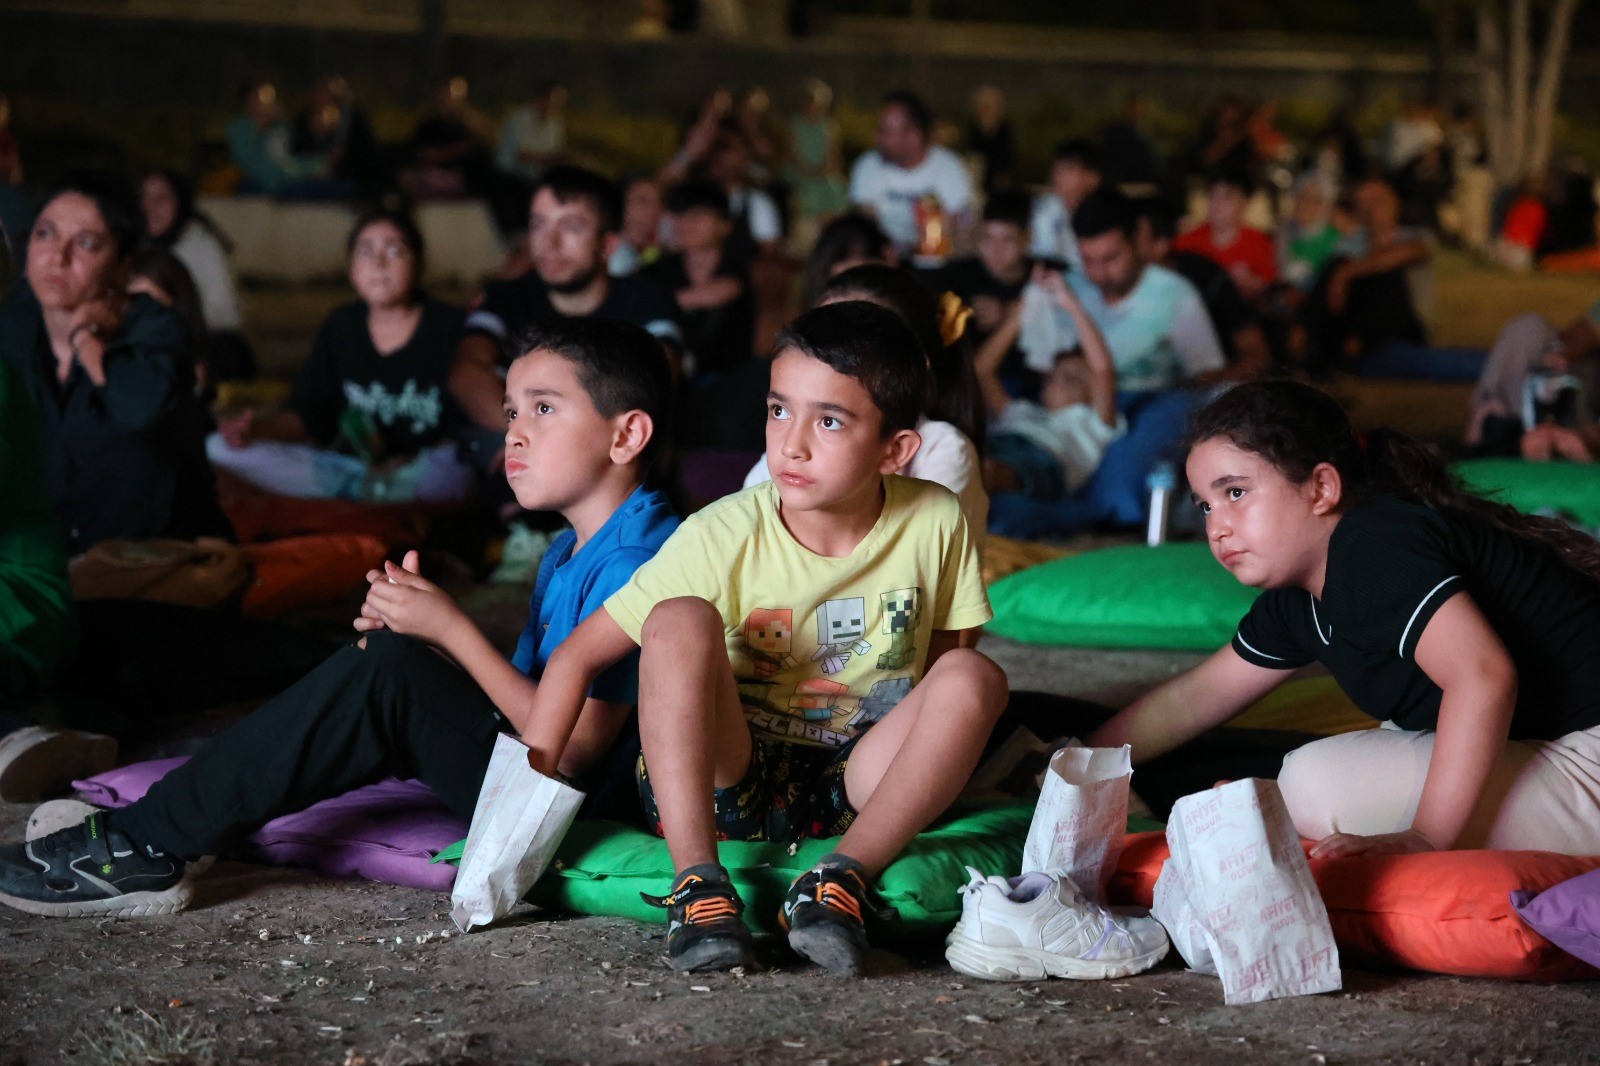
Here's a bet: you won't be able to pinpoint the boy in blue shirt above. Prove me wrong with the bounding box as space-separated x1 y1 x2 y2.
523 301 1008 975
0 318 679 918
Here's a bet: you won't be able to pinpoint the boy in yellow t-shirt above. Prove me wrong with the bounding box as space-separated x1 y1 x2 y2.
522 301 1006 976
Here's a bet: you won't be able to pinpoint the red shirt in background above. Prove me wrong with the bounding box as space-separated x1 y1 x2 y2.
1173 223 1277 297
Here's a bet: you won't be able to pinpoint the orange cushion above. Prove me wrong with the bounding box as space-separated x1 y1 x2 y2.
1108 832 1600 981
216 471 432 547
240 534 389 619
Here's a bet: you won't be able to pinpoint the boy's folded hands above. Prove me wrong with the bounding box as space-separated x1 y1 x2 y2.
355 550 469 649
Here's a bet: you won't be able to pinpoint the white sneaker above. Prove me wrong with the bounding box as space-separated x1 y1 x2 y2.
944 866 1170 982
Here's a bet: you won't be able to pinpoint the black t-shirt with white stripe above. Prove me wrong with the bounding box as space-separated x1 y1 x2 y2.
1232 496 1600 740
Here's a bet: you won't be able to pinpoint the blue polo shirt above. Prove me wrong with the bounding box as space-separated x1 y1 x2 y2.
511 484 680 704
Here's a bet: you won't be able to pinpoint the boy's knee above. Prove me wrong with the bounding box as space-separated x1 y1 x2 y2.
930 648 1009 711
641 596 721 644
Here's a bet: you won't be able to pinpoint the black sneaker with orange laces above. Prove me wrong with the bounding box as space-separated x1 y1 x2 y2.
642 863 757 972
779 853 884 976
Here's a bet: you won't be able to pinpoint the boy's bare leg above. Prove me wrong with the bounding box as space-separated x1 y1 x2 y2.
835 649 1009 877
637 596 754 873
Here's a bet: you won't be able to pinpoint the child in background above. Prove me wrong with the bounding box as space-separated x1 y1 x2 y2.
521 301 1008 975
0 320 679 917
641 179 755 376
976 269 1125 499
1090 380 1600 858
210 209 474 504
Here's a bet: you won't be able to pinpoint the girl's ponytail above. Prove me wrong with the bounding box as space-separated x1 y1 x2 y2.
1363 427 1600 584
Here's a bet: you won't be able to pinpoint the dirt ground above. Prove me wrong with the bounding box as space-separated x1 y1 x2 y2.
5 255 1600 1063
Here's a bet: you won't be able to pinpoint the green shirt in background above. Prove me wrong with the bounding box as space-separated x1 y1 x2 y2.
0 354 76 706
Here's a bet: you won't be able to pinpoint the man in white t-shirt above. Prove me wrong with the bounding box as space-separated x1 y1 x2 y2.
848 91 975 258
1018 189 1225 392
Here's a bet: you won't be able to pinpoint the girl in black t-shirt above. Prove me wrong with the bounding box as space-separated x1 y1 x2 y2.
209 210 473 504
1089 380 1600 858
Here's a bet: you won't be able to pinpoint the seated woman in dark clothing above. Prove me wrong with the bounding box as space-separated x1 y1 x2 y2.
0 172 230 556
210 208 473 504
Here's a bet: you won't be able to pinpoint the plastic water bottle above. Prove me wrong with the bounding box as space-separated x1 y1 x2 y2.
1146 460 1178 547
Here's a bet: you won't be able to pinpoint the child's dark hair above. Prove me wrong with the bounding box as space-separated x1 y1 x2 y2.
532 165 624 235
982 189 1032 231
800 212 892 308
347 207 427 302
1128 193 1178 242
1206 163 1256 200
775 301 927 437
818 264 986 453
1053 137 1104 173
515 318 674 472
1186 380 1600 583
1071 188 1135 242
663 178 730 219
47 170 143 261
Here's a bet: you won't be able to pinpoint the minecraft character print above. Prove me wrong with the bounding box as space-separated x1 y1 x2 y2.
790 677 850 722
875 587 922 670
848 676 913 728
812 597 871 675
743 608 798 680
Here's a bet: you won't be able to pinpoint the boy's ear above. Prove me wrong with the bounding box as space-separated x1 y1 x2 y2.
601 230 622 263
609 409 654 467
877 426 922 475
1307 461 1343 516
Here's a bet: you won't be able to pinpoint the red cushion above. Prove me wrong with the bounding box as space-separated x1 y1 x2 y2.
216 470 432 547
241 534 389 619
1108 832 1600 982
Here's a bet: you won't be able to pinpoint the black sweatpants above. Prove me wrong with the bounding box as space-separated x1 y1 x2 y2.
114 631 503 860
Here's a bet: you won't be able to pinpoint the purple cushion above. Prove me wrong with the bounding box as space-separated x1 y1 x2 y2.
74 758 466 893
1513 868 1600 968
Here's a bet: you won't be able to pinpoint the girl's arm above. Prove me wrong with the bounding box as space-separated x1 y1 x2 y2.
1311 592 1516 858
1086 645 1289 761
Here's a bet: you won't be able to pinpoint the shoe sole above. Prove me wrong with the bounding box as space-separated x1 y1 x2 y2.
787 924 864 977
0 878 194 919
668 935 757 973
944 929 1169 982
0 728 118 804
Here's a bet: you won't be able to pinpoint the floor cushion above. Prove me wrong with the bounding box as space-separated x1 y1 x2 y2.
1109 831 1600 981
76 759 1036 936
75 758 465 893
435 801 1037 938
1513 867 1600 969
986 541 1260 650
240 534 389 619
1452 458 1600 526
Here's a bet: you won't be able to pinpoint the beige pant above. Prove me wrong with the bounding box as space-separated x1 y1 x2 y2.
1278 721 1600 854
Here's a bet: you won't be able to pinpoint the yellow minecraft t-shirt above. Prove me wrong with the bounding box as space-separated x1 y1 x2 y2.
604 475 993 748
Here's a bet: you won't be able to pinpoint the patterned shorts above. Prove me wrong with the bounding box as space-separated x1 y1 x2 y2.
637 729 864 845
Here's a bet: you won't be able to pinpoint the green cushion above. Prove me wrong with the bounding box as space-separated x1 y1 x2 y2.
1452 458 1600 526
986 542 1260 650
437 802 1034 936
435 804 1168 937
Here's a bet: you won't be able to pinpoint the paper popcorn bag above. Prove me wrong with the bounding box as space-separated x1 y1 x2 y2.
1021 744 1132 901
1152 778 1341 1005
451 733 585 933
